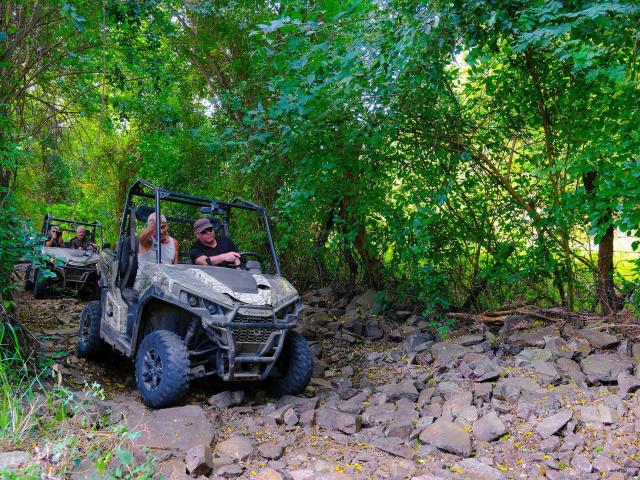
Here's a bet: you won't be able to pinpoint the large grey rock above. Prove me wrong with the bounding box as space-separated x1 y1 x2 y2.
350 289 377 310
208 390 244 409
460 353 503 382
577 405 613 425
441 391 473 419
508 327 560 348
540 435 561 453
516 390 564 418
383 379 419 402
514 348 553 367
215 436 255 461
254 467 286 480
431 342 471 364
556 357 587 387
571 454 593 474
581 354 634 384
384 420 414 439
545 337 575 359
0 451 31 470
453 459 505 480
276 395 319 413
185 444 213 476
123 404 214 453
419 419 472 457
493 377 539 401
215 463 244 478
535 410 572 439
529 360 560 383
617 372 640 399
362 402 397 426
473 411 507 442
154 458 191 480
337 390 369 414
372 437 416 460
404 332 434 353
575 329 619 349
592 455 622 472
365 319 384 340
451 335 484 347
342 310 365 335
315 407 362 434
258 442 285 460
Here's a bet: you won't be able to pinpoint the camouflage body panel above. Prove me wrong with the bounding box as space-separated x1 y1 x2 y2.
136 263 298 309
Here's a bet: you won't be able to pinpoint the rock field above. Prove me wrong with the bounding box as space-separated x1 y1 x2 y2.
5 282 640 480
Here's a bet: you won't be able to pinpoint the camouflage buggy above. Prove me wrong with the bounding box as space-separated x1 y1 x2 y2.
24 214 103 299
78 179 313 408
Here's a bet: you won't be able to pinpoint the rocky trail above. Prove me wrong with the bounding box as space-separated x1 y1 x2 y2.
6 273 640 480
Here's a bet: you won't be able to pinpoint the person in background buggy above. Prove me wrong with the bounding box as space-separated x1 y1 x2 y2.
71 226 97 250
45 225 64 247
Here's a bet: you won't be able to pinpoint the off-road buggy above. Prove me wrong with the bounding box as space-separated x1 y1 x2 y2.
24 214 103 299
78 179 313 408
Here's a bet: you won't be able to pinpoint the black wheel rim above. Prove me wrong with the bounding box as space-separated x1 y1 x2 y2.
142 349 163 392
80 316 89 343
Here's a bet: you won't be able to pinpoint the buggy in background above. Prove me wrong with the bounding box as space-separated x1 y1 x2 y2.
25 214 103 300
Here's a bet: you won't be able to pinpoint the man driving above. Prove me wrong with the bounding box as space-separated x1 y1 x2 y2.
189 218 240 267
70 226 96 250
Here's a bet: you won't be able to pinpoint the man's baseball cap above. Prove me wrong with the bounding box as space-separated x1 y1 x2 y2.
193 218 214 233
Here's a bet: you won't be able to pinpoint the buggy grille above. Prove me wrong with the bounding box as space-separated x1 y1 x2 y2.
233 328 273 343
64 267 92 283
235 313 273 323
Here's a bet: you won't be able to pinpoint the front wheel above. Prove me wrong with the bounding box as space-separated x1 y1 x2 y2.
33 269 48 299
78 301 107 357
268 331 313 397
24 265 34 291
135 330 190 408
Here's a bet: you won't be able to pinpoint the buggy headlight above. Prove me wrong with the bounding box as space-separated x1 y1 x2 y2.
203 300 228 317
180 291 201 307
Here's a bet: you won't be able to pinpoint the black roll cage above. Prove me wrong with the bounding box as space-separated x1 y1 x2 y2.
120 179 282 275
41 213 104 247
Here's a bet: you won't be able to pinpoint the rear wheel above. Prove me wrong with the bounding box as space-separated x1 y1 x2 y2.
78 301 107 357
24 265 34 291
268 331 313 397
135 330 190 408
33 269 48 299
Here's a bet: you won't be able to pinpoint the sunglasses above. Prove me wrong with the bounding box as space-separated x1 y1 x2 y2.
200 227 214 234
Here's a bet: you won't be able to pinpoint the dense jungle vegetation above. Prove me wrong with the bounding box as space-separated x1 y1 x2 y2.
1 0 639 316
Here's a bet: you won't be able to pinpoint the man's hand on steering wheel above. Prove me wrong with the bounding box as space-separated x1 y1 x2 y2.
220 251 241 266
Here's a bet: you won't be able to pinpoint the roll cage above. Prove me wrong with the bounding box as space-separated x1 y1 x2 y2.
41 213 103 247
120 179 281 275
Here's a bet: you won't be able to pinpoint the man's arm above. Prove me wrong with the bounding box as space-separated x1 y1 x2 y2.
194 251 241 266
139 223 155 249
172 238 179 264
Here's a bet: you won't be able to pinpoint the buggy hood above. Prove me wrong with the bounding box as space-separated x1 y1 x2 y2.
42 246 100 268
137 263 298 308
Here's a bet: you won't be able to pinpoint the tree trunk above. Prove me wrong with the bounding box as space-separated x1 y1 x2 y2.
597 224 617 314
583 171 619 314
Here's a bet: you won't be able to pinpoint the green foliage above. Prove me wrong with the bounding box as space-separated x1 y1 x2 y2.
3 0 640 314
0 315 155 478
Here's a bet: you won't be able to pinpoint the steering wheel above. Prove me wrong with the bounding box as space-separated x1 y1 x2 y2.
238 252 262 269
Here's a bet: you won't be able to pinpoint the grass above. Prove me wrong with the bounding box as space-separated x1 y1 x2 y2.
0 314 156 479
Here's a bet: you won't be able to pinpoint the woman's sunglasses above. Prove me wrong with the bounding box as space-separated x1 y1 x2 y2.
200 227 214 234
